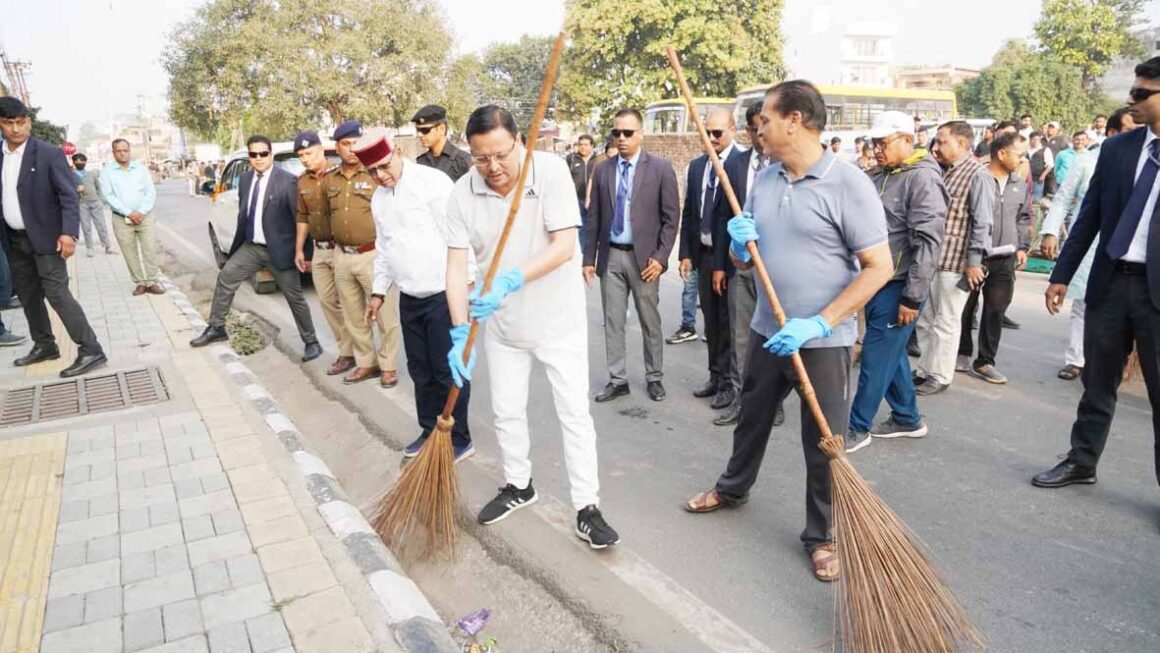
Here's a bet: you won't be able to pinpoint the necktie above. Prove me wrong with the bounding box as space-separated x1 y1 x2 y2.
700 174 717 237
612 160 630 238
246 172 263 242
1106 140 1160 260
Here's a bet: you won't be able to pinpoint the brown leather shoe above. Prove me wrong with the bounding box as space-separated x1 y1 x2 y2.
342 366 381 385
327 356 356 376
145 284 166 295
380 370 398 388
132 285 146 296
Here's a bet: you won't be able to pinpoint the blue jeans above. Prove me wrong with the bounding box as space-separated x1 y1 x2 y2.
680 269 698 328
849 280 922 432
1033 182 1045 202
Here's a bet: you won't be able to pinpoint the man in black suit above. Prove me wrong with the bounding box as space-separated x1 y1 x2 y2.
0 97 105 377
1032 57 1160 490
678 108 744 418
583 108 680 402
710 103 786 427
190 135 322 362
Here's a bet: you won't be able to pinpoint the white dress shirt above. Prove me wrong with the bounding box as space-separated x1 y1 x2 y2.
371 159 462 298
1121 128 1160 263
746 148 767 204
2 140 27 230
247 171 270 245
699 143 735 246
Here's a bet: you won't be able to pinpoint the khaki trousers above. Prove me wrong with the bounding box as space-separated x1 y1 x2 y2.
112 213 160 284
311 247 352 357
335 249 399 370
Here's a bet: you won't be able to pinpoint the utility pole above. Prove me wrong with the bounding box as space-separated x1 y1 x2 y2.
0 46 32 106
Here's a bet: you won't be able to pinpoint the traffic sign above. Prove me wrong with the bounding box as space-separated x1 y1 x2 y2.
62 141 77 156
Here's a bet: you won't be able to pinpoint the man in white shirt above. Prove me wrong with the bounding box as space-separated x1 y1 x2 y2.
442 105 620 549
358 129 473 463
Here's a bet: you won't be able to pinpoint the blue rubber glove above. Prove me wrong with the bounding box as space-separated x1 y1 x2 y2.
727 212 758 263
447 324 476 388
469 268 525 321
763 316 833 357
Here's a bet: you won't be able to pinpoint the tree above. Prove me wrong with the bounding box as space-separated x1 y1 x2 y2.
558 0 785 128
437 54 488 135
1034 0 1148 90
164 0 453 140
29 107 67 145
479 36 556 130
957 44 1096 131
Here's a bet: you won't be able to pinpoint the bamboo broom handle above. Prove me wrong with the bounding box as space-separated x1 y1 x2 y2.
439 32 567 419
664 48 836 443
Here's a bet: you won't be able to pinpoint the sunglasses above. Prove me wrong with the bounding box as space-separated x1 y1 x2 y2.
1129 87 1160 103
248 150 271 159
610 129 636 139
416 125 440 135
707 129 727 139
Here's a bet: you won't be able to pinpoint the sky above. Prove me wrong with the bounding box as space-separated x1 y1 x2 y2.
2 0 1158 136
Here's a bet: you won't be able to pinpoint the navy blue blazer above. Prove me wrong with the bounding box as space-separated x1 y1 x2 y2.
1050 127 1160 309
710 148 762 277
231 166 299 271
678 147 745 270
0 137 80 255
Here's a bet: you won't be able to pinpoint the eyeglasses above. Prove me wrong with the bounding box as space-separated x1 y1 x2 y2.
1129 87 1160 103
610 129 636 139
707 130 726 139
470 141 517 167
248 150 271 159
871 135 905 151
366 152 396 177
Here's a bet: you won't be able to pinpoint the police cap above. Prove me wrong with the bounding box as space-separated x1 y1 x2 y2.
293 130 321 153
411 105 447 127
332 120 363 141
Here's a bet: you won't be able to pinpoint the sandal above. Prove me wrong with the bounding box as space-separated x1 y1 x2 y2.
684 488 725 513
1057 365 1082 381
811 544 840 582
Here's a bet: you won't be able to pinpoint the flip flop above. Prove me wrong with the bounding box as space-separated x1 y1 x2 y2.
1057 365 1082 381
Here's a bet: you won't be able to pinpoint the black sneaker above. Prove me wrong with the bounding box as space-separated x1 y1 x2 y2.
665 326 697 344
477 482 538 525
575 506 620 549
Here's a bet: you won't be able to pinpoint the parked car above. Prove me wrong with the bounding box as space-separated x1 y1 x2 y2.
207 141 340 293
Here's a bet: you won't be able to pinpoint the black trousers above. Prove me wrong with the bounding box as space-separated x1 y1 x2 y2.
400 292 470 448
959 254 1016 367
715 331 851 552
4 228 102 356
208 243 316 345
697 247 734 389
1067 270 1160 485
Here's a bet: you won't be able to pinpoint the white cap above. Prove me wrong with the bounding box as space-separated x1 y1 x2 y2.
867 111 915 139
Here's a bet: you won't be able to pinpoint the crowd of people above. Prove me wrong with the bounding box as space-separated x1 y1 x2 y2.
1 53 1157 582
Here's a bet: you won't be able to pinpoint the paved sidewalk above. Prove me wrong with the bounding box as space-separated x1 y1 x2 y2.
0 248 416 652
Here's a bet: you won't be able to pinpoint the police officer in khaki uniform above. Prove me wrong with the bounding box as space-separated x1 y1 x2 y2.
325 120 401 387
412 104 473 181
293 130 354 376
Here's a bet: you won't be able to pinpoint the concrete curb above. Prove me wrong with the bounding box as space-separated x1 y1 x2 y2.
160 277 459 653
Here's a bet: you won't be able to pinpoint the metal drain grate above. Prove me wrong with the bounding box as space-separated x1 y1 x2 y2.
0 367 169 427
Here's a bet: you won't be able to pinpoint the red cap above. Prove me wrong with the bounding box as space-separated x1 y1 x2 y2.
353 128 394 168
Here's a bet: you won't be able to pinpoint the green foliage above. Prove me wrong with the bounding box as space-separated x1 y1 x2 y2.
559 0 786 128
957 43 1098 131
439 54 488 135
164 0 452 139
1034 0 1148 89
479 35 556 131
28 107 67 145
226 312 264 356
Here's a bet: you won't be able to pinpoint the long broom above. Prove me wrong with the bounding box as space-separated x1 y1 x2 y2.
370 33 567 561
666 48 985 653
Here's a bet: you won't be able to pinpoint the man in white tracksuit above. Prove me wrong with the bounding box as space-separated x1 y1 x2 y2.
442 104 620 550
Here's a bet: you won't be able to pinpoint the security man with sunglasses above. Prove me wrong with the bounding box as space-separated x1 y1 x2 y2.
412 104 473 181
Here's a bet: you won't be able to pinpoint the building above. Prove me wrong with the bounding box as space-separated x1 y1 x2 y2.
839 22 896 87
894 66 980 91
1101 27 1160 102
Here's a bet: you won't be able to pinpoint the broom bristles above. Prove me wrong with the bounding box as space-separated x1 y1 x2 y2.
820 436 985 653
370 416 461 561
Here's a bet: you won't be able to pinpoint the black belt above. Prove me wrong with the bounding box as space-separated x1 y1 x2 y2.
1114 260 1147 275
700 243 713 251
609 242 633 251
